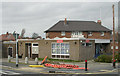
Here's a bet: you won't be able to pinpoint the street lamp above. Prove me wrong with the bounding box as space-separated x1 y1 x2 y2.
16 33 18 67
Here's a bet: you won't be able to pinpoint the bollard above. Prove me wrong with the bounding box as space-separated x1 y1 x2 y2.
35 57 38 65
113 60 116 68
8 55 11 62
85 60 87 71
25 57 28 64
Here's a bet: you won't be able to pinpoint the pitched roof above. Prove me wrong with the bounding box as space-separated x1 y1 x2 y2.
45 21 111 32
0 33 15 41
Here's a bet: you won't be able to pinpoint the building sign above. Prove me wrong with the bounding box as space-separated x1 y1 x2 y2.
86 40 90 43
95 39 110 43
57 40 63 43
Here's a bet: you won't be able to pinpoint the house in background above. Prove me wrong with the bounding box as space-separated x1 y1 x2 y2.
0 32 20 58
45 18 112 58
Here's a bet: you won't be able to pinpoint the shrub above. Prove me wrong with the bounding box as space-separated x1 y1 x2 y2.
115 53 120 62
94 55 112 63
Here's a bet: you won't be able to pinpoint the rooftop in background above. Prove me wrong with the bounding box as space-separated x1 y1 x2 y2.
45 19 111 32
0 32 20 41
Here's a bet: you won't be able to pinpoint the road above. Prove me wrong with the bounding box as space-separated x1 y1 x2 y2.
0 59 119 76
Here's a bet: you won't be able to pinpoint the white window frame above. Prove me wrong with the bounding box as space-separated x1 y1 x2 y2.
61 31 65 36
116 46 118 49
88 32 92 36
32 43 39 54
51 42 70 59
111 46 113 49
32 43 38 47
71 31 83 38
101 32 104 36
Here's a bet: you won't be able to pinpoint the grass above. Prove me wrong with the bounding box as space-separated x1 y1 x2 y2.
38 58 82 62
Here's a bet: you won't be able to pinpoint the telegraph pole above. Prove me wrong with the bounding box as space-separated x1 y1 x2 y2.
112 5 115 68
16 32 18 67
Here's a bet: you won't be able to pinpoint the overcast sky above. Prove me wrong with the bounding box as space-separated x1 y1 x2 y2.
2 2 118 38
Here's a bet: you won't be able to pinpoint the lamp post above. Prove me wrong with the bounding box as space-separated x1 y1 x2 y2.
16 33 18 67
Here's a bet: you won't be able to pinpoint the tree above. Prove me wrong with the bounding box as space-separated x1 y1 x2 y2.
32 33 39 39
20 29 25 38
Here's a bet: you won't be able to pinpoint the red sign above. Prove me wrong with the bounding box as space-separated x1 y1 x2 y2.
86 40 90 43
57 40 63 43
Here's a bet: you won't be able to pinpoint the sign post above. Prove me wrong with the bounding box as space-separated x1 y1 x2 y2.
85 60 87 71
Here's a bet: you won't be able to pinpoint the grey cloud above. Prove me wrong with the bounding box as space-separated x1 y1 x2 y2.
2 2 118 37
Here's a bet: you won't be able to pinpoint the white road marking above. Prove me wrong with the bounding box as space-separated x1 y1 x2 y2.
0 70 21 75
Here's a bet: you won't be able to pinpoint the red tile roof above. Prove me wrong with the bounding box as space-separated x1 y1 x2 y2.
0 33 15 41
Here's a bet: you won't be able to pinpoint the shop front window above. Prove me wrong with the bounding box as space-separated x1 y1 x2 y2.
51 43 70 59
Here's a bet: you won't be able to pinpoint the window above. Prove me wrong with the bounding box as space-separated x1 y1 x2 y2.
32 43 38 54
51 43 70 59
33 44 38 46
61 32 65 36
72 32 82 35
46 33 49 36
81 42 92 47
72 32 83 38
111 46 118 49
116 46 118 49
111 46 113 49
88 32 92 36
86 43 92 46
101 32 104 36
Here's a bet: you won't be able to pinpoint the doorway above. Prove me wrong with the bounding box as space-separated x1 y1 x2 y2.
25 43 31 58
95 44 101 58
8 47 13 57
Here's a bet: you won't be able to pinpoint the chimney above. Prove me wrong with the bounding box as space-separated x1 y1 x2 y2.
97 20 101 25
64 18 67 25
6 32 9 35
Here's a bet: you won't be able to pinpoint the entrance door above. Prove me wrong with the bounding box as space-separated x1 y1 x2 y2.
95 44 100 58
28 46 31 58
8 47 13 57
25 43 31 58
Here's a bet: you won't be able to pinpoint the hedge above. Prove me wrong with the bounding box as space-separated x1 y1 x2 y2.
94 55 112 63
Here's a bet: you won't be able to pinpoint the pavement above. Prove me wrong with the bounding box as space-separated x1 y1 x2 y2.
0 58 120 76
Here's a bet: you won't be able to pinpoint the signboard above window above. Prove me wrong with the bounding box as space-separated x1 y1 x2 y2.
57 40 63 43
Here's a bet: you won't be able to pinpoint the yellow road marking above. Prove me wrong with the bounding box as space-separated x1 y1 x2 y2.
29 65 44 67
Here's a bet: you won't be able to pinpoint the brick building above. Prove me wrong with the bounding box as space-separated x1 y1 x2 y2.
18 19 113 61
45 18 112 58
0 32 19 58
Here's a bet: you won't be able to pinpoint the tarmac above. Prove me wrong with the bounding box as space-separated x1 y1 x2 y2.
1 58 120 75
